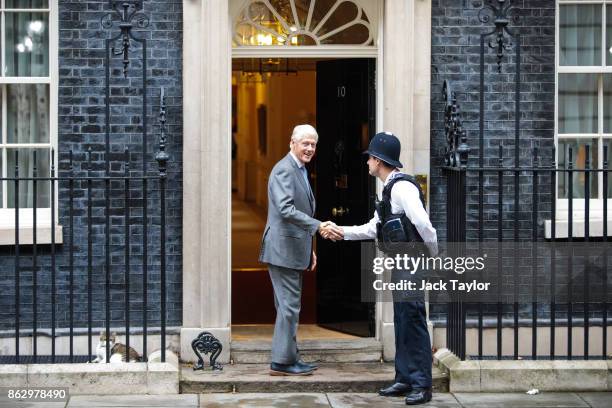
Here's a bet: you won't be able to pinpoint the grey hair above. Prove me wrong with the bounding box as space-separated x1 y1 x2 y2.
290 124 318 143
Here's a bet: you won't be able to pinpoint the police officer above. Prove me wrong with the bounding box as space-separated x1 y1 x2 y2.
333 132 437 405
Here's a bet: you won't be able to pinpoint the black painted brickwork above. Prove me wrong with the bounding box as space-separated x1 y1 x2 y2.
0 0 183 332
428 1 558 325
430 0 556 242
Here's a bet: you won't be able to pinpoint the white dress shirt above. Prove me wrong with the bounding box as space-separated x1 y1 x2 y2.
342 170 438 254
289 151 304 168
290 151 313 197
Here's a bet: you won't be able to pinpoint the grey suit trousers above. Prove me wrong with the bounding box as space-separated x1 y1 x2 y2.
268 264 303 364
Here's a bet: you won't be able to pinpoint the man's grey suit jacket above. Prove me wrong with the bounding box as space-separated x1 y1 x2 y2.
259 153 320 270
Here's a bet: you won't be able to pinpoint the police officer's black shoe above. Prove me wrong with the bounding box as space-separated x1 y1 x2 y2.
405 388 432 405
378 382 412 397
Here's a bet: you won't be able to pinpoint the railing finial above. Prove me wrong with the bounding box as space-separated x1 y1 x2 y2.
101 0 150 78
478 0 519 72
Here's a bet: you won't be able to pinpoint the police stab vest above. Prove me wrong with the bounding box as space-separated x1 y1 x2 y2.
375 174 426 253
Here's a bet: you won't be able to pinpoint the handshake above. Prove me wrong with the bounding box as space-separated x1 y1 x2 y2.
318 221 344 241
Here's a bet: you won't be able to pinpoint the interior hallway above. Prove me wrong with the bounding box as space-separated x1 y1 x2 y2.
232 324 358 341
232 193 267 270
231 192 318 326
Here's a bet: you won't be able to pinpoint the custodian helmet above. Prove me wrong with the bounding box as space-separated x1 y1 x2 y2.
363 132 403 168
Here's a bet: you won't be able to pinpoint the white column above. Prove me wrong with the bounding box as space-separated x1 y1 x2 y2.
181 0 232 363
412 0 433 179
384 0 414 174
381 0 431 361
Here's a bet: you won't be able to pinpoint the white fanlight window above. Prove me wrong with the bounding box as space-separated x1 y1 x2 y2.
232 0 377 47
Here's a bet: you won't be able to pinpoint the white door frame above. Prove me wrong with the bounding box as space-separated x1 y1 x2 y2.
180 0 431 364
229 0 385 342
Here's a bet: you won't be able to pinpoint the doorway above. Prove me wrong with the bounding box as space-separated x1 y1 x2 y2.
231 57 376 339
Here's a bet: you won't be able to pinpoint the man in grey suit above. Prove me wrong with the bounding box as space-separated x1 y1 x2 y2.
259 124 341 376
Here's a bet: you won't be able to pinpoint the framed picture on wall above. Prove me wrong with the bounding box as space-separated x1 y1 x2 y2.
257 104 267 155
232 84 238 133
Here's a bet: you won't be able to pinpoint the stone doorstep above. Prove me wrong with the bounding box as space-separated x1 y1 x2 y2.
434 348 612 393
0 362 179 395
230 338 383 364
180 363 449 393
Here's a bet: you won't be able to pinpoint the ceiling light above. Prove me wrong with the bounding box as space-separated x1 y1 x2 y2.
29 20 44 34
24 36 33 50
256 33 273 46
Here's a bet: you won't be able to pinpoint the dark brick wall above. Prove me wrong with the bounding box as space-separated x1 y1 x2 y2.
428 1 556 326
430 0 556 242
0 0 182 333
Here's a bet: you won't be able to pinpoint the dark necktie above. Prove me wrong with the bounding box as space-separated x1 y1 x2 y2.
300 166 312 197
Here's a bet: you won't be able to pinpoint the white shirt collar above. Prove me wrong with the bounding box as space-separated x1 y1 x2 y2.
289 151 305 168
383 169 401 186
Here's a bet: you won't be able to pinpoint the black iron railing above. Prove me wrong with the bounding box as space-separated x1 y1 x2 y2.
443 152 610 361
442 81 610 360
0 89 169 364
2 152 168 363
0 0 170 365
441 1 611 361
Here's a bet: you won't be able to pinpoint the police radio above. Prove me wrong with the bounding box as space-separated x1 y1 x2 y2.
375 174 425 254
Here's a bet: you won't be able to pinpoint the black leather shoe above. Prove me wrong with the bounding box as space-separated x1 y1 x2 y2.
269 362 314 376
296 360 318 371
405 388 432 405
378 382 412 397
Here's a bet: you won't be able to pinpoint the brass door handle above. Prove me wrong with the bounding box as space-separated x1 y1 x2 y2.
332 206 350 217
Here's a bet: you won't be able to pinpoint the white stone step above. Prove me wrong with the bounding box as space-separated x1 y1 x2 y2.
180 363 448 393
230 338 383 363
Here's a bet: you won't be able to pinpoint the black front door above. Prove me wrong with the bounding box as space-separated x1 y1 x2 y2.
314 59 376 337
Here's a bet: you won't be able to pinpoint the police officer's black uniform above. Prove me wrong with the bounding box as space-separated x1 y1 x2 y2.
340 132 437 405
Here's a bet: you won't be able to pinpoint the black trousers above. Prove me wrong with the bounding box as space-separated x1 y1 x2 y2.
392 269 432 389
